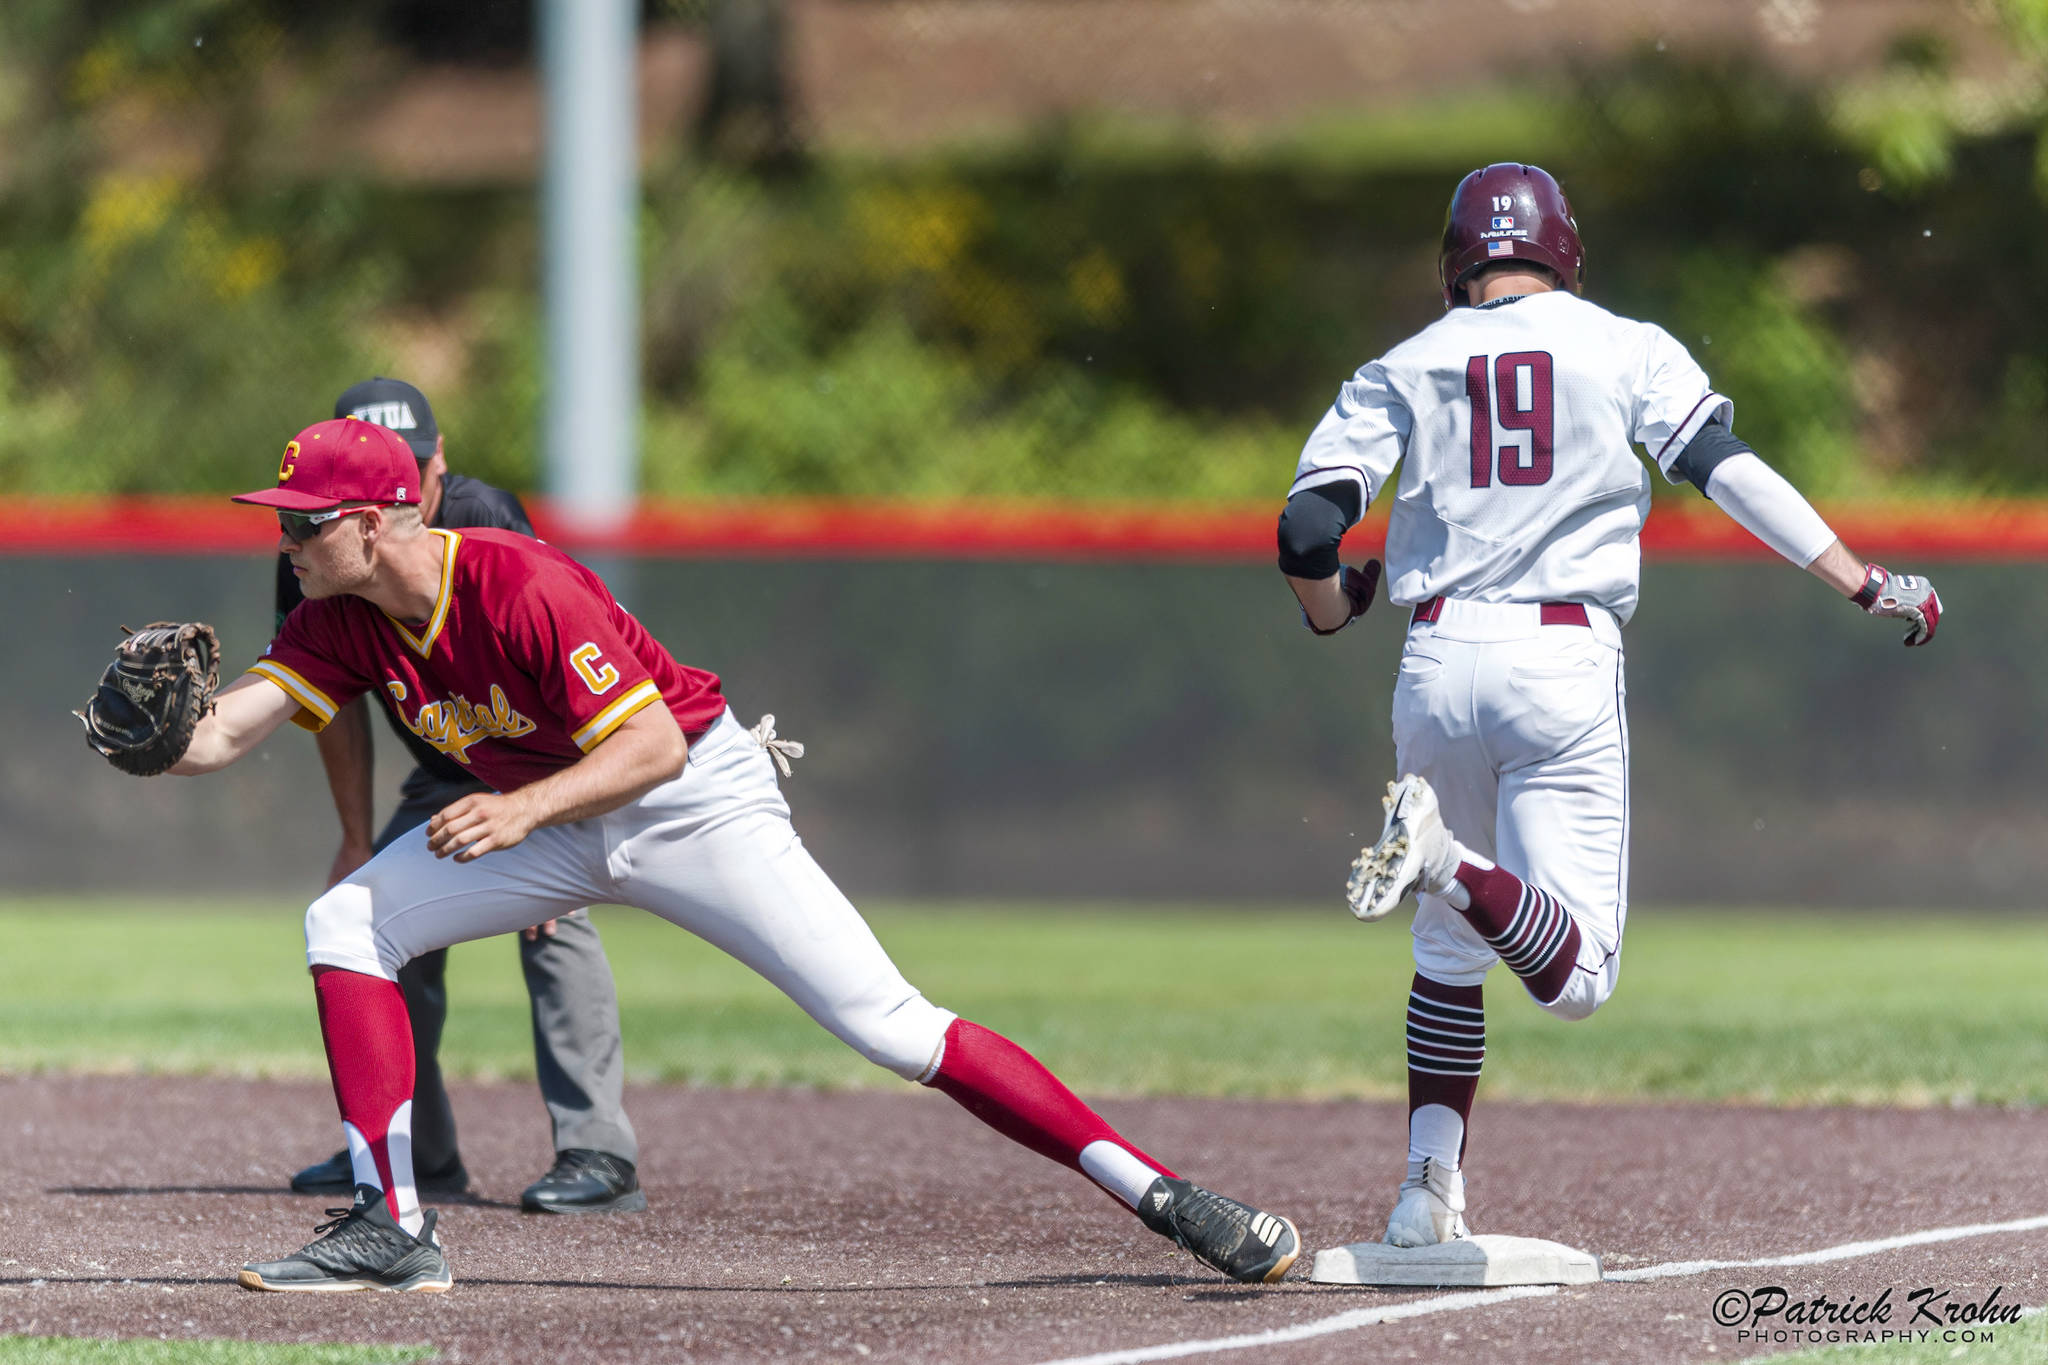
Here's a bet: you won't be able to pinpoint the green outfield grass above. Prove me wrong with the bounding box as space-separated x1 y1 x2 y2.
0 1340 430 1364
1 901 2044 1106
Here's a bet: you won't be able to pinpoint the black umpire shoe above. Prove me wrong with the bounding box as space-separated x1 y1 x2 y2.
519 1148 647 1214
1136 1176 1300 1284
239 1184 452 1293
289 1149 470 1198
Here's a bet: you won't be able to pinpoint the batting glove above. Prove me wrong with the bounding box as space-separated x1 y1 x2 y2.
1851 562 1942 647
1303 561 1381 636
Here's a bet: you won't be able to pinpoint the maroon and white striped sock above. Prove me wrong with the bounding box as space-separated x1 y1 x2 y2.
1450 863 1583 1006
1405 974 1483 1167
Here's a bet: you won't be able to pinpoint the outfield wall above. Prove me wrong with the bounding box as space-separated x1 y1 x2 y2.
9 536 2039 908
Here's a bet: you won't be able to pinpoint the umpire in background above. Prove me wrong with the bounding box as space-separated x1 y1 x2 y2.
277 377 645 1214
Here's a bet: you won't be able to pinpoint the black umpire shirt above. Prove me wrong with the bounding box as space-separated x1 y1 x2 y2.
272 473 534 801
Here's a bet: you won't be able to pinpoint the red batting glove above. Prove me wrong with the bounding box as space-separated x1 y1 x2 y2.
1303 561 1382 637
1851 562 1941 647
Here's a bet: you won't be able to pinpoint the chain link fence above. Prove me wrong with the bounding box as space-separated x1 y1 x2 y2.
15 552 2044 908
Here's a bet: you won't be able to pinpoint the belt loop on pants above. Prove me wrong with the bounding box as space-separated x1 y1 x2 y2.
1409 596 1591 629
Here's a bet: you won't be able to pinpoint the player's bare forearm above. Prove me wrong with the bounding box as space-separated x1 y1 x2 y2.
1287 572 1355 633
517 705 690 827
170 675 302 775
315 697 377 855
425 703 688 862
1803 539 1866 596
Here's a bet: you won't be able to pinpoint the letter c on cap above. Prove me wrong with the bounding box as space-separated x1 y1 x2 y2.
278 440 301 483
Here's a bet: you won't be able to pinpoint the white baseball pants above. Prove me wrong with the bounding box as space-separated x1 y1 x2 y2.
1392 599 1630 1019
303 708 956 1080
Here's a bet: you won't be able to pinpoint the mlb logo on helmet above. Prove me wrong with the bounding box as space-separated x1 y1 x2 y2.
1439 163 1586 309
1491 215 1515 230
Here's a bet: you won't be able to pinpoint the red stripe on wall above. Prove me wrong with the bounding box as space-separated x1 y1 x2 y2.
2 495 2044 560
532 500 1282 560
0 498 267 554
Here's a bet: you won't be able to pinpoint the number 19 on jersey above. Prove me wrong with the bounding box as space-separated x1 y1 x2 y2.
1466 352 1555 488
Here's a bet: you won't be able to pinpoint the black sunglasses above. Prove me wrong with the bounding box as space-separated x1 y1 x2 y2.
278 504 378 543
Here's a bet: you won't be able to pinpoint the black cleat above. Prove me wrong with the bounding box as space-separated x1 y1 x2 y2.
289 1149 469 1198
239 1185 453 1293
519 1149 647 1214
1136 1176 1300 1284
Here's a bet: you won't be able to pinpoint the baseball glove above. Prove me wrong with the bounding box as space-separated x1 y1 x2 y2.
76 621 220 776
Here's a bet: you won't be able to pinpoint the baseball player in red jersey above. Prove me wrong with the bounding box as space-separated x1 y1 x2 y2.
166 417 1298 1292
1275 164 1943 1250
282 377 645 1214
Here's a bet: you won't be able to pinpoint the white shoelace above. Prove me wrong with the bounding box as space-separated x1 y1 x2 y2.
748 713 806 777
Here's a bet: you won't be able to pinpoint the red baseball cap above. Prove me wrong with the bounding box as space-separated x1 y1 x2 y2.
232 418 424 511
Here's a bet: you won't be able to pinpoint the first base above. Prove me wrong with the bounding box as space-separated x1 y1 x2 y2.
1310 1235 1602 1287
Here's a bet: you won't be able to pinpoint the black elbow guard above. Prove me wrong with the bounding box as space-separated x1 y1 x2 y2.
1276 482 1361 579
1667 418 1754 496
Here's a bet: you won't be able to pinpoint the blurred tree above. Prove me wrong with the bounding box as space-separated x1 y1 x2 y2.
378 0 531 61
688 0 806 173
1993 0 2048 197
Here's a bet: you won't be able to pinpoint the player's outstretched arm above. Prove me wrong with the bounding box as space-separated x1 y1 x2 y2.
425 702 688 862
171 674 305 775
1668 425 1942 647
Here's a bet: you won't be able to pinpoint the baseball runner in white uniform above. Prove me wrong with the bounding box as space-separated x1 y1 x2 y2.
1275 164 1944 1249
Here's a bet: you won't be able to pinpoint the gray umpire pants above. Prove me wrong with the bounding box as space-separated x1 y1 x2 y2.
376 776 638 1170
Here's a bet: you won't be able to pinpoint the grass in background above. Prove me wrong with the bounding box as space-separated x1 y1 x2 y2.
1 901 2044 1105
0 1339 431 1364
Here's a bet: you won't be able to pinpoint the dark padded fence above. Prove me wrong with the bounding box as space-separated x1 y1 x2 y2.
10 553 2040 908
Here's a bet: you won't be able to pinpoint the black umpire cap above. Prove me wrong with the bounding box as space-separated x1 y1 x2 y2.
333 376 439 461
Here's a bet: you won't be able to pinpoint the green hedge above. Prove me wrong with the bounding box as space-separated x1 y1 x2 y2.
1 48 2042 500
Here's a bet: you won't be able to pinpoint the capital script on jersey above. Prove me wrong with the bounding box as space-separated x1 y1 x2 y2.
385 680 536 763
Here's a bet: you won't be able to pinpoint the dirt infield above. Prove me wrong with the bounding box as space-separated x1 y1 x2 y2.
1 1077 2043 1364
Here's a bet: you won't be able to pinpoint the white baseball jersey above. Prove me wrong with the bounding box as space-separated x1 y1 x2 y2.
1290 290 1729 623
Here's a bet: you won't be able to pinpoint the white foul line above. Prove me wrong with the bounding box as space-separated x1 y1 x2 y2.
1603 1213 2048 1282
1032 1214 2048 1365
1031 1284 1561 1365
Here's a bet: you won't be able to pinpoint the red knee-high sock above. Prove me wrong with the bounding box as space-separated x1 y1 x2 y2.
927 1019 1178 1207
1405 973 1483 1164
312 966 419 1229
1451 863 1583 1006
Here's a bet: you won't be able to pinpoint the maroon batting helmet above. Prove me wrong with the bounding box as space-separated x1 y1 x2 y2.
1439 163 1584 308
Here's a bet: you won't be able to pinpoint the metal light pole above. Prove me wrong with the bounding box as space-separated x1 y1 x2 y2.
540 0 638 535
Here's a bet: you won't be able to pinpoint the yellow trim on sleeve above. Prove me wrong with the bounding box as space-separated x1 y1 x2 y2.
247 659 340 730
571 680 661 751
384 528 461 657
